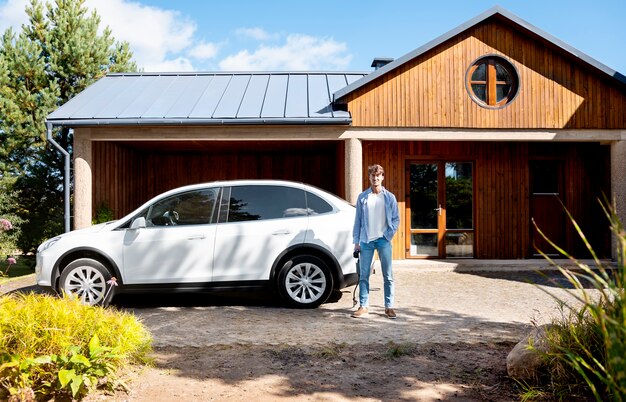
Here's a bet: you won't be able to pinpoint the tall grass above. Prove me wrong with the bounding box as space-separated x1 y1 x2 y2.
531 201 626 401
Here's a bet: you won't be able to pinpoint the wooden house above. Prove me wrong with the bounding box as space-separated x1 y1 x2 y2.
47 6 626 260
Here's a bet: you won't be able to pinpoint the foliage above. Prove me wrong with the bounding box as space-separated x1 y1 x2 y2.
0 0 137 252
0 293 152 399
0 177 25 267
528 200 626 401
385 341 417 358
0 256 35 283
93 202 115 224
1 335 124 399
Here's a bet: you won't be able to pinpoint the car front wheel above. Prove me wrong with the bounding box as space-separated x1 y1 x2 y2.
59 258 115 306
277 255 333 308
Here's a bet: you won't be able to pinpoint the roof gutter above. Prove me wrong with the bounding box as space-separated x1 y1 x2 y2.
45 117 352 127
46 122 71 233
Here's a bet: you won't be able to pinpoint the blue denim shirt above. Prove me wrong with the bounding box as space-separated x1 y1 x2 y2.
353 186 400 245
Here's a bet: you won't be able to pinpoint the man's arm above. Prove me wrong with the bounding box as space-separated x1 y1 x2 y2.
352 195 363 247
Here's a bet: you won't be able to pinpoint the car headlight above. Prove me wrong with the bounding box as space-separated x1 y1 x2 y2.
37 236 61 253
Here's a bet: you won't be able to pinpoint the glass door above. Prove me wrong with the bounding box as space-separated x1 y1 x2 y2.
406 161 474 258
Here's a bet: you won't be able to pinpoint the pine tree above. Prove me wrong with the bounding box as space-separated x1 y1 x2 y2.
0 0 138 252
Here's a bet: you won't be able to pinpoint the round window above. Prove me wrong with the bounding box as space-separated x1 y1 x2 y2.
466 55 519 108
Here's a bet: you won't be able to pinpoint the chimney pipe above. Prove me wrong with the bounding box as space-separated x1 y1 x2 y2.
371 57 394 70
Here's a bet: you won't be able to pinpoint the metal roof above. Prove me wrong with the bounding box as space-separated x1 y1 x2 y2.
334 6 626 102
47 71 367 127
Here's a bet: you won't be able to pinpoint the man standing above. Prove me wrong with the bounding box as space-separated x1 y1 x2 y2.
352 164 400 319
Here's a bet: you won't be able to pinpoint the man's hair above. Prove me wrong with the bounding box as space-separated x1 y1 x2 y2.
368 164 385 176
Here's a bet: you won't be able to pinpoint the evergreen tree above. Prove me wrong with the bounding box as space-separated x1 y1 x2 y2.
0 0 137 252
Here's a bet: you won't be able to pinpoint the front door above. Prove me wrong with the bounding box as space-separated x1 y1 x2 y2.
530 159 566 257
406 161 474 258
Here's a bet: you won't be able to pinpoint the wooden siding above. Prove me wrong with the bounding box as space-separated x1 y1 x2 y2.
344 20 626 129
92 141 340 219
361 141 611 259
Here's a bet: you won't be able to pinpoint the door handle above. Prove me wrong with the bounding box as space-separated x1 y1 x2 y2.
188 235 206 240
272 229 291 236
434 204 442 216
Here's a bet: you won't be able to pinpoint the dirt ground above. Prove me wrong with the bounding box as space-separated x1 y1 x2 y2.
5 263 590 401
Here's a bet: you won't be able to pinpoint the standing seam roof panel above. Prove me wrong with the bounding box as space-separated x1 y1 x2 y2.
93 76 151 118
237 74 270 118
308 74 332 117
47 78 111 119
165 75 214 118
117 76 173 118
188 75 231 118
47 71 368 125
285 75 308 118
140 76 182 118
212 75 251 118
261 75 288 118
70 77 131 119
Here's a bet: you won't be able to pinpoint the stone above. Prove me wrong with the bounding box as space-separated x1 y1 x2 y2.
506 324 553 380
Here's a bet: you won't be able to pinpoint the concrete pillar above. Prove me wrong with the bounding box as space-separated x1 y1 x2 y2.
73 133 92 229
611 139 626 260
344 138 362 204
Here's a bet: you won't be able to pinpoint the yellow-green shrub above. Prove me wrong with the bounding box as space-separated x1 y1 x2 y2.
0 293 152 399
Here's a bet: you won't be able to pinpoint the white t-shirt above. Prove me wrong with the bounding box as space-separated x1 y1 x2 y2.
367 191 386 241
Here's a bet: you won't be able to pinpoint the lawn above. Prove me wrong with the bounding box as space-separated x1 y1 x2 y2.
0 255 36 283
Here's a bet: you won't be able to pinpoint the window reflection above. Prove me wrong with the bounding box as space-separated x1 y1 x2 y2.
445 162 473 230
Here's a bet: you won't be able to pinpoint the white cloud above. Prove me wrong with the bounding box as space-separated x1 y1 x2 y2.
0 0 28 33
144 57 195 73
0 1 353 72
84 0 196 72
235 27 278 41
188 41 220 60
219 34 351 71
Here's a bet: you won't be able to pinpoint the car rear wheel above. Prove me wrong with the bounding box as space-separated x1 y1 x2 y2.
59 258 115 306
277 255 333 308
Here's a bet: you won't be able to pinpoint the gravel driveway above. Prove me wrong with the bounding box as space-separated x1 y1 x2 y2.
3 261 590 348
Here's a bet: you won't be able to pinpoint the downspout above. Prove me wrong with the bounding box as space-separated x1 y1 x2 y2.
46 122 71 233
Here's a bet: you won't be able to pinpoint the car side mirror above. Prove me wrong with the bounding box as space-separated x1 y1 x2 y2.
130 217 147 229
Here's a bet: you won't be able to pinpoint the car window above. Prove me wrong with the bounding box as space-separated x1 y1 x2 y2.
305 191 334 215
146 188 218 226
225 185 307 222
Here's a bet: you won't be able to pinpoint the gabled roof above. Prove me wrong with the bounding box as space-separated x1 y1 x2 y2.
47 71 366 127
333 5 626 102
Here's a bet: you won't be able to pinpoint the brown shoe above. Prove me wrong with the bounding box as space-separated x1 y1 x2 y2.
385 308 397 319
351 307 369 318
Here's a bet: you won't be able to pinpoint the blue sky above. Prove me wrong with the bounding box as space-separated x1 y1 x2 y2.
1 0 624 74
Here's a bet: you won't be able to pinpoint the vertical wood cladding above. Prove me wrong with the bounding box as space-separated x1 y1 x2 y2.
362 141 610 259
92 141 339 219
344 20 626 129
92 139 610 259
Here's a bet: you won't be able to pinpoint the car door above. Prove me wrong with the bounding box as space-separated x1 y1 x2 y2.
212 184 308 282
122 187 219 284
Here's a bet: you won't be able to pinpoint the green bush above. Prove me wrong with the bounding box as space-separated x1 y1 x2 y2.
529 201 626 401
0 177 25 268
92 202 115 225
0 293 152 400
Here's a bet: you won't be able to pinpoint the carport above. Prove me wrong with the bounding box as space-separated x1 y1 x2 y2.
46 72 366 228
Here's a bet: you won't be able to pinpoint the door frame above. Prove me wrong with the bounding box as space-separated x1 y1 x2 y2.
404 159 476 259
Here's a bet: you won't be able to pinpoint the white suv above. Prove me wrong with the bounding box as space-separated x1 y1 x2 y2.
36 180 357 308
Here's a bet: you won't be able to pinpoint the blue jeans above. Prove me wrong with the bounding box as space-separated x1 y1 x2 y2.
359 237 394 308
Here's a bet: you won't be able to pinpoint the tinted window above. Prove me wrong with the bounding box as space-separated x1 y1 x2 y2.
226 185 307 222
147 189 218 226
305 191 333 215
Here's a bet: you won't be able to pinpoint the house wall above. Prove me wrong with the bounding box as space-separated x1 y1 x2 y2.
91 140 341 219
343 19 626 129
361 140 611 260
